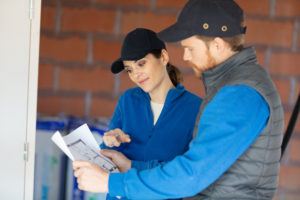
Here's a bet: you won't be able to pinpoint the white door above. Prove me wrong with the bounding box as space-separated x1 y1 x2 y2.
0 0 41 199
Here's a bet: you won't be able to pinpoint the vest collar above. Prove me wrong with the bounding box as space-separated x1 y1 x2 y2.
201 47 257 90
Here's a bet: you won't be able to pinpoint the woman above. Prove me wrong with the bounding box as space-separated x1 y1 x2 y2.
101 28 202 200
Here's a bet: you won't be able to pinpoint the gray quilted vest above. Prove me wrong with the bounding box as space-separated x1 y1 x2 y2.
188 47 284 200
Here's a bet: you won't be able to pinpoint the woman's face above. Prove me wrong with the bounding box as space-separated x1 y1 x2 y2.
123 51 168 93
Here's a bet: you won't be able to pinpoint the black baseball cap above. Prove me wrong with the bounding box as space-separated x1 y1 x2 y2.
158 0 246 42
111 28 166 74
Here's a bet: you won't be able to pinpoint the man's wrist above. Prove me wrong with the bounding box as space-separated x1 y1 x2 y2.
108 172 127 197
128 160 132 170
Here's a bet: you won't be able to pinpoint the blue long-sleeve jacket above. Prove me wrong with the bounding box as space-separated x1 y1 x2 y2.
101 84 201 162
108 85 270 199
101 84 202 199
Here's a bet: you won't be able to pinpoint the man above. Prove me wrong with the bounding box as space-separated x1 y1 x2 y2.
73 0 284 199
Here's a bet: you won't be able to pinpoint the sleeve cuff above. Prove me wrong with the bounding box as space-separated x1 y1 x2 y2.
108 173 126 197
131 160 150 170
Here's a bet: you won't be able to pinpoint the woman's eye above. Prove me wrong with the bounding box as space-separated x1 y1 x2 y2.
138 61 146 67
125 69 132 73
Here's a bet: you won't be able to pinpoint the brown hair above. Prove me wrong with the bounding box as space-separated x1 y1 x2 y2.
150 49 183 86
197 15 246 52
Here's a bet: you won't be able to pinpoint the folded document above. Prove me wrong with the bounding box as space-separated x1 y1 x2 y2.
51 123 118 173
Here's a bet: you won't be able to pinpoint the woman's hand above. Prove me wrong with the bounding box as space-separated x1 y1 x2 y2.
101 149 132 172
103 128 131 147
73 160 109 193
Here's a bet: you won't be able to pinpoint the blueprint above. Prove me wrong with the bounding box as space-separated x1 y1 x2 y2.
51 123 118 173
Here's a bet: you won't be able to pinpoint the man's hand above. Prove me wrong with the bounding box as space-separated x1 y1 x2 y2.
101 149 132 172
103 128 131 147
73 160 109 193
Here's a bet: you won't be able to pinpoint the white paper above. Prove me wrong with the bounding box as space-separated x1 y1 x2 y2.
52 131 75 160
51 123 118 173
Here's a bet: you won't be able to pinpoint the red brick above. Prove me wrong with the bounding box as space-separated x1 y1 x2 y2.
58 67 114 92
245 19 294 47
273 79 291 105
275 193 300 200
93 40 122 63
273 194 279 200
156 0 270 15
156 0 188 8
255 49 266 67
279 165 300 190
141 12 177 33
120 71 136 93
236 0 270 16
61 0 90 3
61 7 115 33
121 11 176 34
39 35 88 62
183 74 205 98
37 96 85 116
121 11 140 35
299 31 300 48
284 112 291 133
289 139 300 162
276 0 300 17
40 6 56 30
96 0 149 6
269 52 300 76
90 98 118 117
285 194 300 200
284 110 300 137
38 64 54 89
166 44 189 68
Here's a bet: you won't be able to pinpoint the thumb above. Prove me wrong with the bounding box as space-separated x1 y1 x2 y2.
101 149 116 159
73 160 91 170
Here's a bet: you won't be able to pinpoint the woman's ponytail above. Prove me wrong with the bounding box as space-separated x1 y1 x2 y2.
166 63 183 86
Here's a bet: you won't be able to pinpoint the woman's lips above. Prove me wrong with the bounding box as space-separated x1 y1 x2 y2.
139 78 149 84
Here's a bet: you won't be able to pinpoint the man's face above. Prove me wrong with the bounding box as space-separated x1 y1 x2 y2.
180 36 217 78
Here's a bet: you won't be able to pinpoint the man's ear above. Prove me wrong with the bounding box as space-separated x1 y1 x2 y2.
211 37 235 64
161 49 170 65
212 37 227 53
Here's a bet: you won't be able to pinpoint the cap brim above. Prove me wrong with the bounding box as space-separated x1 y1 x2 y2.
157 23 195 43
111 58 124 74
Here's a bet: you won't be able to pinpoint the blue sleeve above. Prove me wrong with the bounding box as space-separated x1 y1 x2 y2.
108 85 270 199
131 160 168 170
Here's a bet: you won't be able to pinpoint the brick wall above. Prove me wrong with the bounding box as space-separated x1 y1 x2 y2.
38 0 300 199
